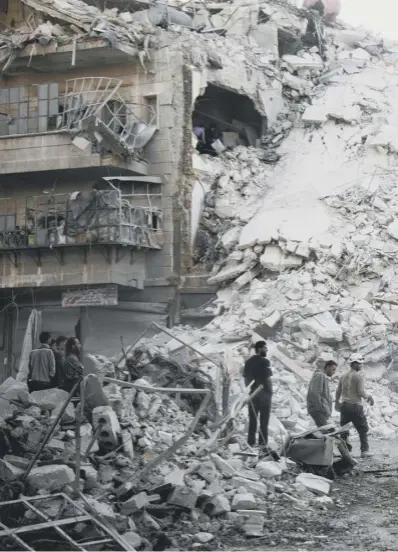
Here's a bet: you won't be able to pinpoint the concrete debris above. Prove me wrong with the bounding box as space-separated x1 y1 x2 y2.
3 0 398 548
296 473 331 496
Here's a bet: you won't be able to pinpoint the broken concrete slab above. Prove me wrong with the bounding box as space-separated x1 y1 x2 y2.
0 459 24 481
296 473 330 496
168 486 199 510
283 54 324 71
207 262 252 285
232 265 262 290
27 464 75 493
299 311 343 343
204 494 231 516
255 460 283 478
121 492 150 515
302 105 328 124
260 246 284 271
31 388 69 411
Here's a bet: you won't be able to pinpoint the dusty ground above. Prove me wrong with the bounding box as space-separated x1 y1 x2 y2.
207 439 398 551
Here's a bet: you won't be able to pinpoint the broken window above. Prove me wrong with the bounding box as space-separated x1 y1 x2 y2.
192 84 263 154
0 83 59 136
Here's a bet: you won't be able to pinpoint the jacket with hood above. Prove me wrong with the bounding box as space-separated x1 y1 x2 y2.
306 369 332 416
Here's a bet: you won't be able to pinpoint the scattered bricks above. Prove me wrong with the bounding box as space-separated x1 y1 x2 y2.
121 492 150 515
168 486 199 510
203 494 231 516
0 459 24 481
3 455 30 470
231 493 257 511
210 454 237 477
27 465 75 493
92 406 121 449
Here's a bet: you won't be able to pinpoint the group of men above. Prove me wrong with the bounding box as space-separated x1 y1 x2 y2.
243 341 374 458
27 331 84 395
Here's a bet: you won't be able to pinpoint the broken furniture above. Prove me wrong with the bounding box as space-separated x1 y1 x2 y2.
284 423 356 478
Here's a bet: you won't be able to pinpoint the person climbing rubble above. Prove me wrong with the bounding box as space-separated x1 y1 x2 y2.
307 360 337 427
243 340 273 449
335 354 374 458
61 337 83 394
27 331 56 393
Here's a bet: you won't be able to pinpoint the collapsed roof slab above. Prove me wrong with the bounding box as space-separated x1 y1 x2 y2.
8 39 138 76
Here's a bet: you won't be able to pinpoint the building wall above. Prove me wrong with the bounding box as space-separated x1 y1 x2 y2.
0 44 187 287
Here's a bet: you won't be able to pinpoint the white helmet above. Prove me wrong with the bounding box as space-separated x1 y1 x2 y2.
349 353 364 364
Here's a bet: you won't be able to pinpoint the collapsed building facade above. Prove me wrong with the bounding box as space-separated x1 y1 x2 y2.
0 0 264 369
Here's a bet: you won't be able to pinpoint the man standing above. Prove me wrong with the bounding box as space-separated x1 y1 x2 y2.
335 354 374 458
51 335 67 388
62 337 83 394
243 341 273 449
28 331 56 393
307 360 337 427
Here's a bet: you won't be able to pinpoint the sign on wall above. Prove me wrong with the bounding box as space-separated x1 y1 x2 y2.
62 285 118 307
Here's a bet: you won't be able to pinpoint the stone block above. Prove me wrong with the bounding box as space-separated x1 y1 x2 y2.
299 311 343 343
204 494 231 516
194 532 214 543
207 262 251 285
0 459 24 481
255 461 283 478
260 246 283 271
27 465 74 492
92 406 121 449
31 388 69 411
121 492 147 515
47 439 65 453
72 136 91 151
302 105 328 124
84 497 116 523
232 265 262 290
210 454 237 477
296 473 330 496
168 486 198 510
123 532 142 549
231 493 256 511
3 455 29 469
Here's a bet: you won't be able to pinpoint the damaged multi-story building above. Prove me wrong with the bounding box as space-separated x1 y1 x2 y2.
0 0 288 373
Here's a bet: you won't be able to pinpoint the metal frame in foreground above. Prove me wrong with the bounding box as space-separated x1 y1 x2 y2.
0 493 130 551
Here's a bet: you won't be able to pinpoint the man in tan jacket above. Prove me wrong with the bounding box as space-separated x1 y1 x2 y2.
335 354 374 458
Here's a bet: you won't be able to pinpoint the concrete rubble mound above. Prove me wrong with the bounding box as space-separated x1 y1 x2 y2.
3 0 398 548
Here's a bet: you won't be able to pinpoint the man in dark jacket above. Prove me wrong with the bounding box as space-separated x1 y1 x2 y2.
28 331 56 393
51 335 67 388
243 341 273 448
62 337 83 394
307 360 337 427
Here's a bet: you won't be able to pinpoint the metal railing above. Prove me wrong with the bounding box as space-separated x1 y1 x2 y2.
0 190 163 250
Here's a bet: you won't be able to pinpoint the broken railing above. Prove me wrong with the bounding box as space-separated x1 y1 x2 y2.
0 189 163 250
61 77 157 156
0 493 131 551
0 77 157 157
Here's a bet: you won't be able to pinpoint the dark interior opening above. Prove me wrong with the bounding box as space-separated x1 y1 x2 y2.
192 84 264 149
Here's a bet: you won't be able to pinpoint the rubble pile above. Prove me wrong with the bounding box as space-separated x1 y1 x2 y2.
0 361 348 550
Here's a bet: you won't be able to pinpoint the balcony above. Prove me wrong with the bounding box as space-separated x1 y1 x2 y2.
0 188 163 252
0 77 157 175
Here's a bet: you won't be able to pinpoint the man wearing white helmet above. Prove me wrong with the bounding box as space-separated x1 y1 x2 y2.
335 353 374 458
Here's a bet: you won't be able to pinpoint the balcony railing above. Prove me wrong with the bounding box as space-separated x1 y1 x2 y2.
0 189 163 250
0 77 157 157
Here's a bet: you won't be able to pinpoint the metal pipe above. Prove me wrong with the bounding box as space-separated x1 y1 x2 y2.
22 378 82 481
